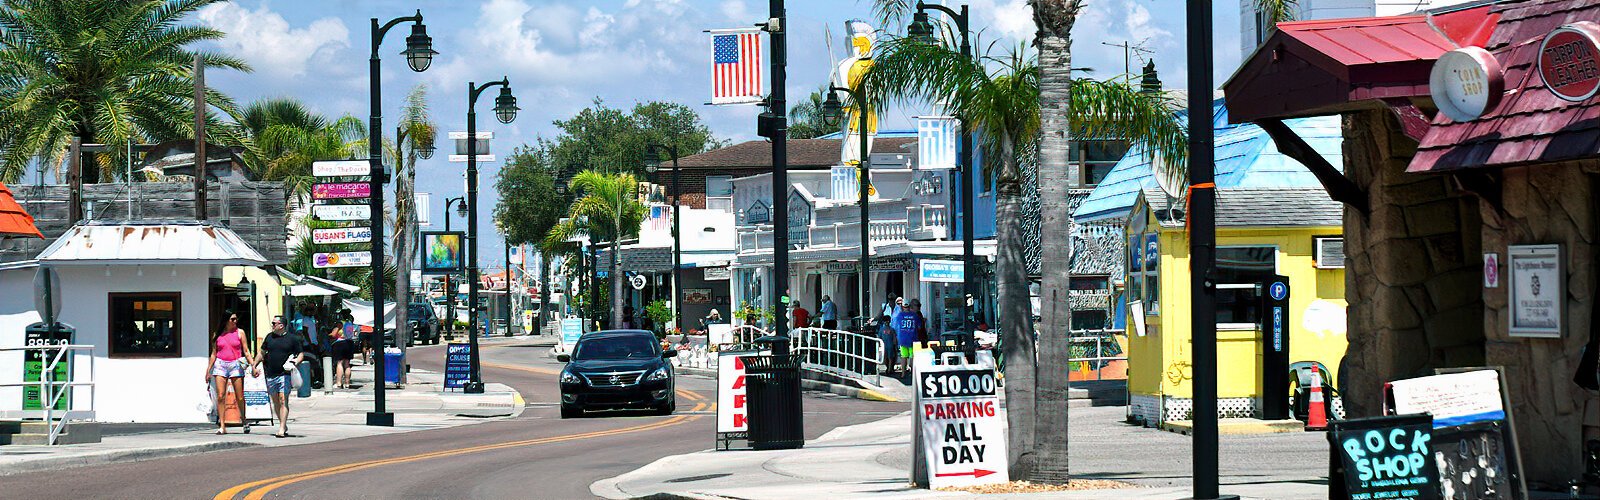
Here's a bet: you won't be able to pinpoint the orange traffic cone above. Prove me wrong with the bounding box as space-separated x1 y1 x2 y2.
1305 370 1328 431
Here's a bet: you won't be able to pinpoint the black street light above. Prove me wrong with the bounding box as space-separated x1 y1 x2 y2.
908 1 977 332
367 9 433 428
443 196 467 340
463 77 517 394
644 144 683 334
822 86 873 332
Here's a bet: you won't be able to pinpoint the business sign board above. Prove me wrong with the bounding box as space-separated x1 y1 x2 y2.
311 204 371 221
444 343 472 389
919 259 963 283
1383 368 1528 500
1429 47 1505 122
559 318 586 350
312 251 371 269
1508 244 1562 337
311 160 371 177
1538 22 1600 102
703 266 731 281
23 323 72 410
1328 414 1440 500
915 351 1008 489
311 182 372 200
242 371 271 421
716 352 757 441
311 226 371 245
420 231 465 274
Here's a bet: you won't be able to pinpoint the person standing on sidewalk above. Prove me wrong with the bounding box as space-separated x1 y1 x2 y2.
254 316 304 438
819 295 837 330
206 311 252 435
791 301 810 329
891 299 925 374
329 328 355 389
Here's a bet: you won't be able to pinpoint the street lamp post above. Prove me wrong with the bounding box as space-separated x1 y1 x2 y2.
821 86 871 331
443 196 467 340
1187 0 1230 498
644 144 683 334
367 9 434 428
909 2 976 330
463 77 519 394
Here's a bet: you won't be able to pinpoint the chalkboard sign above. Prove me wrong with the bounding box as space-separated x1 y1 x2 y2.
1329 414 1440 500
443 343 472 389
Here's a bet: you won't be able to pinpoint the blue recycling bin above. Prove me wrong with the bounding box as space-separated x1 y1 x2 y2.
384 348 404 386
296 361 313 398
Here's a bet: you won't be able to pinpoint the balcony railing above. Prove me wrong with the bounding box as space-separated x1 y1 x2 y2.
906 204 948 241
737 219 911 253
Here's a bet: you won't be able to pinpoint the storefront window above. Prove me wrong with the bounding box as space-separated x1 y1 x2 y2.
1215 246 1276 326
109 293 181 357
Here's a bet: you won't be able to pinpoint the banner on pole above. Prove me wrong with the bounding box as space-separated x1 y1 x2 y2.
709 29 763 105
916 116 959 170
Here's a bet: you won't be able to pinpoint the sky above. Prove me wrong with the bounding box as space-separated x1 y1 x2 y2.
190 0 1248 270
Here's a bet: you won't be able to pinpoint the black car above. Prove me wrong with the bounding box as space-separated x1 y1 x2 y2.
406 303 440 345
557 330 676 418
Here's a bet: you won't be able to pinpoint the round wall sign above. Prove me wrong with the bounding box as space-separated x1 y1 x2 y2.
1538 22 1600 102
630 274 647 290
1429 46 1505 122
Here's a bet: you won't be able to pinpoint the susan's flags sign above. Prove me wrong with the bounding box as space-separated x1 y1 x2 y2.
709 28 762 105
311 227 371 245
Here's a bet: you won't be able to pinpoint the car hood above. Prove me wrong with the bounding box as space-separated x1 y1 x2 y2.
567 358 661 373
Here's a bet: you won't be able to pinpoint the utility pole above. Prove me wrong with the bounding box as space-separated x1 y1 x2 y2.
1099 40 1153 83
193 55 207 221
1187 0 1231 498
765 0 790 342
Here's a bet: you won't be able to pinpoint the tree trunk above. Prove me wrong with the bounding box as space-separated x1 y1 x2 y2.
536 253 549 334
995 132 1037 480
393 160 413 350
1032 25 1076 483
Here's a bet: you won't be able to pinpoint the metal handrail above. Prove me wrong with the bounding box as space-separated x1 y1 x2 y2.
720 326 884 386
0 344 96 445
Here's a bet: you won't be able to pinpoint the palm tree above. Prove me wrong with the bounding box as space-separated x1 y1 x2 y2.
788 85 834 139
0 0 249 183
387 84 435 344
546 171 647 329
238 98 366 197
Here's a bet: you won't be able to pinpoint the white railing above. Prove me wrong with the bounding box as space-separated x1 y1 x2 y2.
1068 329 1128 381
907 204 948 241
0 344 96 445
869 220 907 242
737 227 774 252
721 326 884 385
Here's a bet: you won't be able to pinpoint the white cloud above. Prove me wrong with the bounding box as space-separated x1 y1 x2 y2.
973 0 1035 41
197 2 349 79
720 0 751 22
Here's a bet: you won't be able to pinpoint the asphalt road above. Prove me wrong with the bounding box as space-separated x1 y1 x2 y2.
0 337 902 499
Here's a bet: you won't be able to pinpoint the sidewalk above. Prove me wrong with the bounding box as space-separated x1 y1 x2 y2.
592 406 1330 500
0 362 521 477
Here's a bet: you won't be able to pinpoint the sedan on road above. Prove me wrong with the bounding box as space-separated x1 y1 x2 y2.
557 330 677 418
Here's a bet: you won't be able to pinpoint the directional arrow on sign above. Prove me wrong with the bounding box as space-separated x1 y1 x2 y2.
935 469 996 479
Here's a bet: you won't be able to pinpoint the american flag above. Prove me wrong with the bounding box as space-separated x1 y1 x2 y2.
710 29 763 105
917 116 959 170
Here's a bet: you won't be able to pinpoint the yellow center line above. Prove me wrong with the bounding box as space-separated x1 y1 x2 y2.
216 402 710 500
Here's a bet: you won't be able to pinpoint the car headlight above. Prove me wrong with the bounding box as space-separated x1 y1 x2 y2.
560 371 582 384
646 367 671 381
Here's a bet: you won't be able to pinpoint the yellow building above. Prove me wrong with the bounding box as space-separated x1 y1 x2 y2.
1124 186 1347 425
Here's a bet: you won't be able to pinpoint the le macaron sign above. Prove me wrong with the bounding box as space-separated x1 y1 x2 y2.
1539 22 1600 102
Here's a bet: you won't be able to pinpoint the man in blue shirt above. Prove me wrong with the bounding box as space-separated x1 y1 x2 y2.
891 299 925 374
820 295 838 330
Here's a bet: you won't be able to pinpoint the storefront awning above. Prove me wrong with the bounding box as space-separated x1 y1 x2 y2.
0 182 42 239
37 221 268 266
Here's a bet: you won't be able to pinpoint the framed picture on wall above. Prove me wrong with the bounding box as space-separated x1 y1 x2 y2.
683 288 712 305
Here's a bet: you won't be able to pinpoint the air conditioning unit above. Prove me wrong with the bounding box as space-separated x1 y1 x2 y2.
1314 237 1345 269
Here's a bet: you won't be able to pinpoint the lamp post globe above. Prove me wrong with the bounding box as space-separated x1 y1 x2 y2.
494 86 519 124
456 200 469 218
644 147 663 172
402 18 436 72
821 91 844 126
416 141 436 159
907 11 936 43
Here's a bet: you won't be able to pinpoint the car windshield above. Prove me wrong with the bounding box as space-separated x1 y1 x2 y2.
408 305 431 317
573 336 657 360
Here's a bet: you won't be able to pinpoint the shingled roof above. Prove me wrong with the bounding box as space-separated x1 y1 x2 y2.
676 137 918 170
1137 186 1344 227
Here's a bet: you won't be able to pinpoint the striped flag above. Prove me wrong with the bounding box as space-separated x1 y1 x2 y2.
710 29 763 105
917 116 959 170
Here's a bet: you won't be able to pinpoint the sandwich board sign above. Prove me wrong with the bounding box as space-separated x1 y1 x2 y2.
715 350 762 450
915 349 1008 488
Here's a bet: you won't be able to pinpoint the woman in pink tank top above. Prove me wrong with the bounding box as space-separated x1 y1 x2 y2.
207 311 254 435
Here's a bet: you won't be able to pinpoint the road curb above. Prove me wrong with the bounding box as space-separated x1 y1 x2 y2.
0 441 260 477
800 379 901 402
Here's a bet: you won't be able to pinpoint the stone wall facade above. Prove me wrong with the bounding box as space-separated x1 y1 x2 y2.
1341 109 1598 486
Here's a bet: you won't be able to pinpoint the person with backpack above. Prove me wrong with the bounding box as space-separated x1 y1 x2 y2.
891 298 925 374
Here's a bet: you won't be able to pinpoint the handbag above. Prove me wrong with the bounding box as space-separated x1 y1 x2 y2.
285 361 303 389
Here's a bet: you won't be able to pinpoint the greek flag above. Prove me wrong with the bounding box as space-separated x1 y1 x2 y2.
917 116 958 170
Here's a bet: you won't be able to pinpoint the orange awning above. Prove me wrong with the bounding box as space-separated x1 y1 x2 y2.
0 182 42 238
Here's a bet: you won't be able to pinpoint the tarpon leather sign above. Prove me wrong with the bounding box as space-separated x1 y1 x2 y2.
1329 414 1439 500
1539 22 1600 102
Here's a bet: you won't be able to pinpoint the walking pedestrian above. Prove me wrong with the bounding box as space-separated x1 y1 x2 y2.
790 301 810 329
329 329 355 389
878 296 904 373
254 316 305 438
819 295 837 330
206 311 252 435
892 299 926 374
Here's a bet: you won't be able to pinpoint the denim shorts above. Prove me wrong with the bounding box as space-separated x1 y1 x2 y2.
211 359 245 378
265 375 291 395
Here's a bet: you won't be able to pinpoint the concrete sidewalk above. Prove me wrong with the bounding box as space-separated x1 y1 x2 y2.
592 406 1330 500
0 362 521 477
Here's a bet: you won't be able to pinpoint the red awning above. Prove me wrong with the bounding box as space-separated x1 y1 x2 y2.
1225 5 1498 123
1409 0 1600 173
0 182 42 238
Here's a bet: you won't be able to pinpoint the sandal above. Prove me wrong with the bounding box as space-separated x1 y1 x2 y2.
216 429 225 435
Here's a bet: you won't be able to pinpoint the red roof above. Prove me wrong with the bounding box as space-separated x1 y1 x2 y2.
1411 0 1600 172
0 182 42 238
1225 5 1498 122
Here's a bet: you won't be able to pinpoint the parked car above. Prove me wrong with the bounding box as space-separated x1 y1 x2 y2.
556 329 677 418
407 303 441 345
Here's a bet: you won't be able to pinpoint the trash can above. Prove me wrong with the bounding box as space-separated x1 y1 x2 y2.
744 337 804 450
384 347 404 386
296 361 313 398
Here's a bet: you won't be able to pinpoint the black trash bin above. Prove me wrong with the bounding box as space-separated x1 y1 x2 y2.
744 340 804 450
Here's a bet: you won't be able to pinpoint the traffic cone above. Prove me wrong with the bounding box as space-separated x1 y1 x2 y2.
1305 370 1328 431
